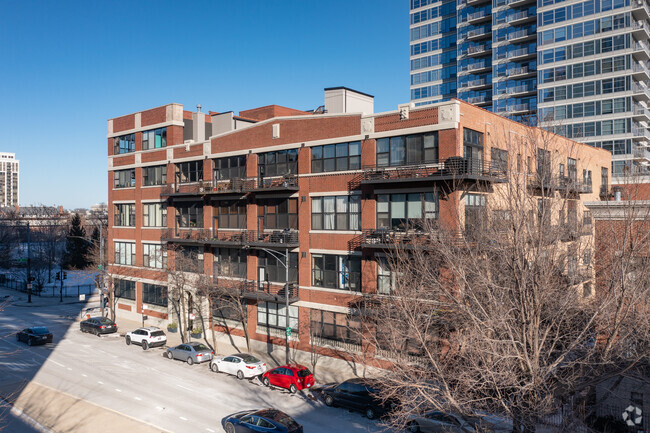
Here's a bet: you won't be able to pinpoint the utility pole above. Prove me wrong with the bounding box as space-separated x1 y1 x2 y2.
26 222 31 303
284 246 290 365
99 222 105 316
60 263 64 302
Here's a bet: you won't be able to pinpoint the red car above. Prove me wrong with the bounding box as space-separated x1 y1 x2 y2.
262 364 315 394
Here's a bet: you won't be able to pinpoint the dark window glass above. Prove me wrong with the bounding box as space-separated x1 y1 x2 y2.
311 195 360 231
141 127 167 150
142 165 167 186
114 204 135 227
114 169 135 189
142 283 167 307
114 278 135 300
214 155 246 181
376 192 438 230
310 310 361 344
311 141 361 173
176 202 203 228
259 149 298 177
377 132 438 167
213 248 247 278
176 161 203 184
259 198 298 229
312 254 361 291
216 201 246 229
114 134 135 154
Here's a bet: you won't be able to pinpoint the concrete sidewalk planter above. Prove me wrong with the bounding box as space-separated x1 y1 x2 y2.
190 327 202 339
167 322 178 333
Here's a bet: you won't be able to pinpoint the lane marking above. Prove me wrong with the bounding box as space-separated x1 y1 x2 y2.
66 368 72 371
206 429 215 432
134 396 142 401
179 416 188 421
115 389 122 393
155 406 164 411
49 360 65 367
97 381 104 385
176 384 192 391
82 374 88 377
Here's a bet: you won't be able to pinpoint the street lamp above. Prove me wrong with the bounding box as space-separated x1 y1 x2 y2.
258 246 292 365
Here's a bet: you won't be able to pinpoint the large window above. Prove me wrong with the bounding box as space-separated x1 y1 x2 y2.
311 195 360 231
258 149 298 177
113 279 135 300
216 201 246 229
213 248 247 278
311 141 361 173
176 202 203 228
176 161 203 184
257 301 298 331
377 257 395 295
143 244 166 269
114 204 135 227
258 251 298 284
142 283 167 307
114 241 135 266
258 198 298 229
141 127 167 150
463 128 483 165
377 132 438 167
312 254 361 291
310 310 361 344
465 193 487 233
142 165 167 186
212 296 247 322
377 192 438 230
491 148 508 173
114 169 135 189
143 203 167 227
176 246 204 273
114 134 135 155
214 156 246 181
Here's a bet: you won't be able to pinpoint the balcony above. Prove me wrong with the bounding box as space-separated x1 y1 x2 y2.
162 229 300 249
633 103 650 121
506 29 536 43
462 44 492 57
161 175 299 199
503 84 536 97
633 147 650 164
466 27 492 41
632 0 650 20
632 81 650 101
632 20 650 40
496 103 535 115
528 173 592 194
632 61 650 81
459 78 491 90
359 157 507 186
506 0 536 7
465 95 492 106
505 11 535 25
359 228 469 250
504 66 535 79
459 61 492 75
632 124 650 141
213 277 299 303
507 47 536 61
632 40 650 61
466 10 491 24
465 0 491 7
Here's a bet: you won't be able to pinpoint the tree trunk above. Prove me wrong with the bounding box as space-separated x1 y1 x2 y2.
208 298 218 354
179 291 187 343
239 304 250 351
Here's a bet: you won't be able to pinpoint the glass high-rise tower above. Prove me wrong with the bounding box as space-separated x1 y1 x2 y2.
410 0 650 177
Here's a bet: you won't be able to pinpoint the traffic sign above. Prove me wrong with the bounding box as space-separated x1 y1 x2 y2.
286 327 292 337
142 304 148 310
26 283 32 290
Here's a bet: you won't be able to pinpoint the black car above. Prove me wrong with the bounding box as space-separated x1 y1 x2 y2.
222 409 303 433
16 327 53 346
80 316 117 336
319 378 394 420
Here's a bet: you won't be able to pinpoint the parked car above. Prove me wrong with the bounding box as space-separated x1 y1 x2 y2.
262 364 314 393
125 327 166 350
406 411 498 432
221 409 303 433
210 353 267 380
16 326 53 346
80 317 117 336
318 378 395 420
165 343 213 365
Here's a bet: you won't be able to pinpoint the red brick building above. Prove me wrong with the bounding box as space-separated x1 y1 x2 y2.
107 88 611 365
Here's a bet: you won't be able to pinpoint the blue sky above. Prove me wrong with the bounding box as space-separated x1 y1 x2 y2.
0 1 408 209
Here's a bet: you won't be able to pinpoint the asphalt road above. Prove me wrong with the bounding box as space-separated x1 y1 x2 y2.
0 297 388 433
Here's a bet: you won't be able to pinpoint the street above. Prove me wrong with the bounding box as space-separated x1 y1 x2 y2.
0 294 388 433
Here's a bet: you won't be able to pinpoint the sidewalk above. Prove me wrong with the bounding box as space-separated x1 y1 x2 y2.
0 287 99 309
8 382 168 433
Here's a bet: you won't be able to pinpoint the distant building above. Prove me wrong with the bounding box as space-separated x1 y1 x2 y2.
0 152 19 207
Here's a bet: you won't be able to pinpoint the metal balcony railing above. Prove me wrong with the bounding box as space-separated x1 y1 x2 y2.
505 11 531 22
507 29 535 41
529 173 592 194
162 228 300 248
633 125 650 140
460 78 488 88
360 157 507 184
507 47 536 59
600 185 611 198
161 174 299 198
466 95 489 104
634 147 650 161
467 27 491 38
211 277 299 303
466 10 489 22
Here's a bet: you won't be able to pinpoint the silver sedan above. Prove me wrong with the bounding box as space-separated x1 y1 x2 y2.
165 343 214 365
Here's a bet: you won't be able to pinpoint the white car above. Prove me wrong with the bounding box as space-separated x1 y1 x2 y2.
125 327 167 350
210 353 267 380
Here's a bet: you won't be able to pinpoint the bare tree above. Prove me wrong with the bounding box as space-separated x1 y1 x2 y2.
357 127 650 433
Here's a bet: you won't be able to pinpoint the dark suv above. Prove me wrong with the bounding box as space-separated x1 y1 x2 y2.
319 378 394 420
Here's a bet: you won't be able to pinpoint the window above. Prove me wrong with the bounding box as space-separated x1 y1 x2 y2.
491 148 508 173
214 156 246 181
377 132 438 167
216 201 246 229
257 301 298 330
537 148 551 177
176 246 204 273
258 198 298 229
212 295 247 322
176 202 203 228
114 169 135 189
176 161 203 184
114 242 135 266
463 128 483 167
142 283 167 306
312 254 361 291
311 195 360 231
213 248 247 278
311 141 361 173
114 134 135 154
113 278 135 300
258 251 298 283
377 192 438 230
377 257 396 295
465 194 487 233
143 243 166 269
142 165 167 186
258 149 298 177
143 203 167 227
141 127 167 150
114 204 135 227
310 310 361 344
